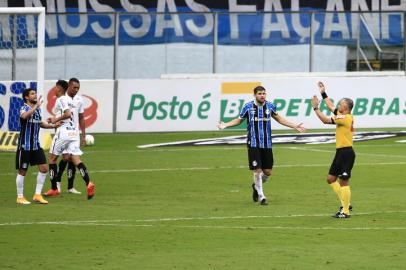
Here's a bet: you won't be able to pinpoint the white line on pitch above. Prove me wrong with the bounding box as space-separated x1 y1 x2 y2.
1 211 405 227
0 219 130 226
1 161 405 176
132 210 406 223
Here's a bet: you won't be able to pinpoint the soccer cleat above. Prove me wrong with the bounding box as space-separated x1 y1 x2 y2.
260 198 268 206
251 183 258 202
67 188 82 194
332 212 350 219
16 197 31 205
32 194 48 204
43 189 60 197
87 182 95 200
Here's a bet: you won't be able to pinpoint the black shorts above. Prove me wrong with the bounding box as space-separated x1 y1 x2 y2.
248 147 274 170
15 148 47 170
329 147 356 180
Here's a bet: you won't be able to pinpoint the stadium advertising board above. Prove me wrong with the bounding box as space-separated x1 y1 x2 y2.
3 0 405 46
0 80 114 133
117 75 406 132
117 79 220 132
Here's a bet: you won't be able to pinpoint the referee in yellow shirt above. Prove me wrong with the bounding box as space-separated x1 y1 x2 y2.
311 82 355 219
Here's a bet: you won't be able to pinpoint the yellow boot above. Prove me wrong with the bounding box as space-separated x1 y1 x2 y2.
32 194 48 204
16 197 31 205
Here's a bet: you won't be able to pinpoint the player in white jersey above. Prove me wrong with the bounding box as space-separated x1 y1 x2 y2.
44 78 94 200
52 91 84 195
44 80 75 196
65 78 95 199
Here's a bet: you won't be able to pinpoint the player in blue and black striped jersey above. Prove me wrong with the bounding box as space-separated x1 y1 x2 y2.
218 86 305 205
15 88 59 205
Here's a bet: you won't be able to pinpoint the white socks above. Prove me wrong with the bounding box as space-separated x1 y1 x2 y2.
16 174 25 197
35 172 47 195
254 172 265 199
56 182 61 192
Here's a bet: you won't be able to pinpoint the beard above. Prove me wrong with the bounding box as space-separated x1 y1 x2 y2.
256 98 265 104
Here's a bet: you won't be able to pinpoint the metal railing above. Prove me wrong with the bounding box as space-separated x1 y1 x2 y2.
2 11 405 81
357 13 402 71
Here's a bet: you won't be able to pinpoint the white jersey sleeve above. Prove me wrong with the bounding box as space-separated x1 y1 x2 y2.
54 96 72 129
55 96 70 114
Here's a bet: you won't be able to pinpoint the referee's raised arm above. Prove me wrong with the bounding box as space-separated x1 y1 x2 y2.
318 81 336 113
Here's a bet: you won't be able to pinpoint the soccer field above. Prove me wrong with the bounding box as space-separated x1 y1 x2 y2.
1 130 406 270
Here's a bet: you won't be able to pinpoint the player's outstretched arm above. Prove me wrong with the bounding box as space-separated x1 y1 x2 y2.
311 95 333 124
318 81 335 113
217 118 243 130
40 121 59 129
271 114 306 133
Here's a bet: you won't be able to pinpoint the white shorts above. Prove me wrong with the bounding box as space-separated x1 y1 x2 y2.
50 136 83 156
62 139 83 156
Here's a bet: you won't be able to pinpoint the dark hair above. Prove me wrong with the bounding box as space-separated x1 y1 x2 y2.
69 77 80 84
253 85 266 94
343 98 354 111
56 79 68 91
22 88 36 103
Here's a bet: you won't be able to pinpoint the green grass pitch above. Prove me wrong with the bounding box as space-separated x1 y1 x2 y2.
1 129 406 269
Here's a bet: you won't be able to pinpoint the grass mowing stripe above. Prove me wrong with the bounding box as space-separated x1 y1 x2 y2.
7 223 404 230
289 146 406 159
83 143 406 154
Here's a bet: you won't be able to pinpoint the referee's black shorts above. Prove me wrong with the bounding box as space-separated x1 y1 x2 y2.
15 148 47 170
247 147 274 170
329 147 356 180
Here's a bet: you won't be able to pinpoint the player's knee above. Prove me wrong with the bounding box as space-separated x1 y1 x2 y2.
339 178 350 186
263 169 272 176
18 169 27 176
38 164 48 173
326 175 336 184
48 155 58 163
254 168 262 174
326 174 337 184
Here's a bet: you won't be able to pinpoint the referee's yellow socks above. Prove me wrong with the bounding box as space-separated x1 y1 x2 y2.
340 186 351 215
330 181 343 205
